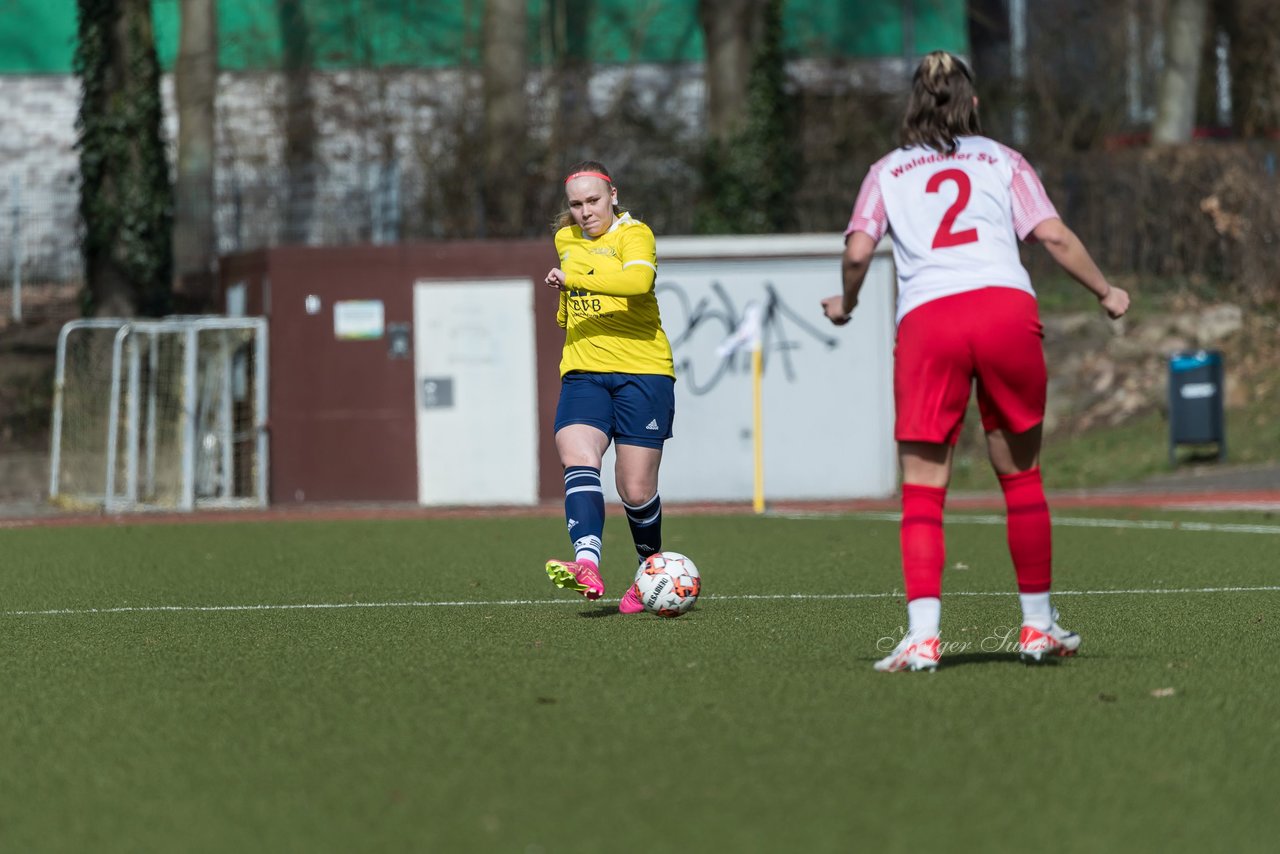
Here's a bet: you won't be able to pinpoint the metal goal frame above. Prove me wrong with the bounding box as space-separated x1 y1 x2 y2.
49 316 269 512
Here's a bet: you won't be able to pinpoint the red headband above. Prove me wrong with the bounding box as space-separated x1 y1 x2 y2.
564 170 613 186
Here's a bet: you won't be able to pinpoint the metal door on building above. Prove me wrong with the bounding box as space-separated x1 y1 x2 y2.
412 279 539 505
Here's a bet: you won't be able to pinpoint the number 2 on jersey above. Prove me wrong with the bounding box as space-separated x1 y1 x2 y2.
926 168 979 249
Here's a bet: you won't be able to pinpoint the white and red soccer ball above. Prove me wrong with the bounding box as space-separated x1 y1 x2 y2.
635 552 701 617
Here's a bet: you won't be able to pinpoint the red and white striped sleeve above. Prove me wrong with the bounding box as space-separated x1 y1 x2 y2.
843 157 889 242
999 143 1059 241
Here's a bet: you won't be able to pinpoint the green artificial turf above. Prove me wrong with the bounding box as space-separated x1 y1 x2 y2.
1 511 1278 852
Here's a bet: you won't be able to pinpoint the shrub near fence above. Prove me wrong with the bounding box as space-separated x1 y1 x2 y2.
1035 142 1280 305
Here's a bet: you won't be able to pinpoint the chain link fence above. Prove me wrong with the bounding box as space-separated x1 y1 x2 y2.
0 172 82 328
3 31 1280 327
6 130 1276 330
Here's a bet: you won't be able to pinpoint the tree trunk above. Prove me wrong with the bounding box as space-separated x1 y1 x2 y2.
75 0 174 317
1153 0 1209 144
695 0 792 234
697 0 769 143
547 0 592 169
481 0 528 237
1216 0 1280 137
174 0 217 306
279 0 316 243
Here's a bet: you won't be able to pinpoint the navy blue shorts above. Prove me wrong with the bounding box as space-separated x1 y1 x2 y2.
554 372 675 449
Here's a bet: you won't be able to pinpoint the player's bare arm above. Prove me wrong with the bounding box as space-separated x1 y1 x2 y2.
822 231 877 325
1032 218 1130 319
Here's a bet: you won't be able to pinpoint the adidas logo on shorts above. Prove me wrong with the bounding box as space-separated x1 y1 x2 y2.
645 419 659 431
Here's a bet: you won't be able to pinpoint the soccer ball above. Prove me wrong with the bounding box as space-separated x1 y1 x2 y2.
635 552 701 617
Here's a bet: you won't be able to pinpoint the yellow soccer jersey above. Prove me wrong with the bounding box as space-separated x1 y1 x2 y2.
554 213 675 378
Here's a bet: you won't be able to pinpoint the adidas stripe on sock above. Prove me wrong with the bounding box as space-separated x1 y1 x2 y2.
564 466 605 565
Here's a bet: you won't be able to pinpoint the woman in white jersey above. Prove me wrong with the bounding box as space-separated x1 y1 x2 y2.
822 51 1130 672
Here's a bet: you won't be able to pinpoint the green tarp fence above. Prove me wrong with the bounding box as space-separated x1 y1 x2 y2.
0 0 965 74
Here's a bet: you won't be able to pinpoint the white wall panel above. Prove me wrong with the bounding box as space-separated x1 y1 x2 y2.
597 237 897 503
413 279 538 505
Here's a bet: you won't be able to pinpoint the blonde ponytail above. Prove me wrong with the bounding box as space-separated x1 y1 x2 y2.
900 51 981 154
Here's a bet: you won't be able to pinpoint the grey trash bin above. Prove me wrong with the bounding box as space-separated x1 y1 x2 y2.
1167 350 1225 466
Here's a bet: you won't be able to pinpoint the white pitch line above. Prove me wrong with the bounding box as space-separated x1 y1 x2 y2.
4 585 1279 618
780 511 1280 535
0 598 582 617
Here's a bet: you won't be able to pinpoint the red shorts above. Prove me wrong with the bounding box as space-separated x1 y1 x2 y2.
894 287 1045 445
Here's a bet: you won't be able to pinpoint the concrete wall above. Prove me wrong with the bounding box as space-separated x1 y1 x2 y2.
640 236 897 501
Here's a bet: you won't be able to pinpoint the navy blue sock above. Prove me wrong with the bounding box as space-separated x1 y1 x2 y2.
563 466 604 565
623 492 662 563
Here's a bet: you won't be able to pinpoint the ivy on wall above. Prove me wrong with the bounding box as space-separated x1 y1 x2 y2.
74 0 173 316
696 0 798 234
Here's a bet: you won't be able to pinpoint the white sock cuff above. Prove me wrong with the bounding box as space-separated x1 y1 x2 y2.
906 597 942 640
1019 592 1052 629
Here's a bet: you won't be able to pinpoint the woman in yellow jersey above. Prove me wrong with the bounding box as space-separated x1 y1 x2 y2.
542 161 675 615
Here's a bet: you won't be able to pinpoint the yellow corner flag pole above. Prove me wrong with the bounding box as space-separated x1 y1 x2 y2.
716 301 767 515
751 342 765 515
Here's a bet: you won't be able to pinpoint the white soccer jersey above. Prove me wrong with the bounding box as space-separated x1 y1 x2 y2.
844 135 1059 324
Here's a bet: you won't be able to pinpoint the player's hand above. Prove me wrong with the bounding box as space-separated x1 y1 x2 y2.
1099 285 1130 319
545 268 567 289
821 295 852 326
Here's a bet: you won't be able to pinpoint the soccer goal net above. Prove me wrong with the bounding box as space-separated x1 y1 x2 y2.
50 317 269 512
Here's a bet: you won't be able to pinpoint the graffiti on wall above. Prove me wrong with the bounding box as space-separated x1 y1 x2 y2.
657 279 840 396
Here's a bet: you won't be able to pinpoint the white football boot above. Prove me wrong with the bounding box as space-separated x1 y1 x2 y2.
1019 609 1081 662
873 635 942 672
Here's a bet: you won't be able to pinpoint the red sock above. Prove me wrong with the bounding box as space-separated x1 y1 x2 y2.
998 469 1052 593
900 484 947 600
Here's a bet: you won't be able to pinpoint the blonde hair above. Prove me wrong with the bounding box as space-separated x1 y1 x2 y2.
900 51 981 154
553 160 627 230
